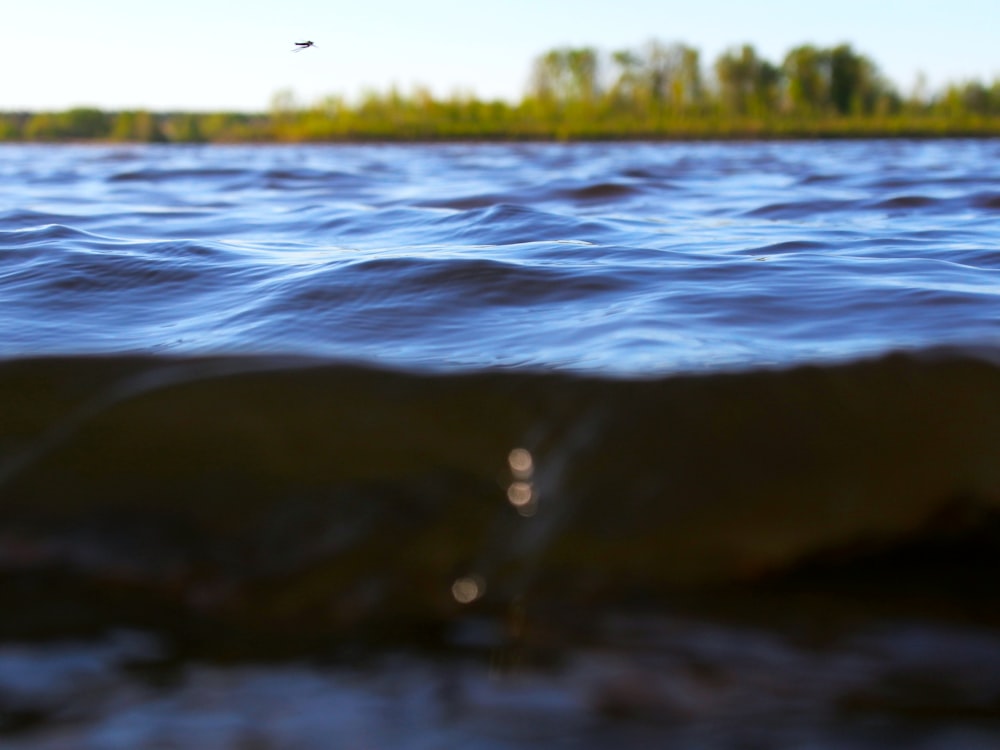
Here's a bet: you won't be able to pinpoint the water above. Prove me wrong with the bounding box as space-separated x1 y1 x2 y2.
3 141 1000 747
2 140 998 370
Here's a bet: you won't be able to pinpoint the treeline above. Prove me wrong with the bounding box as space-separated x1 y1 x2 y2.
3 40 1000 142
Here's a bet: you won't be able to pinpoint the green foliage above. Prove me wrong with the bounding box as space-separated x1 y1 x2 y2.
3 40 1000 142
111 111 167 142
0 113 24 139
782 44 891 116
716 45 780 117
161 114 207 143
530 47 602 105
23 108 112 140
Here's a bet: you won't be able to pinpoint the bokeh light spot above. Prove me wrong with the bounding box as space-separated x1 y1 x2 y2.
451 575 485 604
508 447 534 479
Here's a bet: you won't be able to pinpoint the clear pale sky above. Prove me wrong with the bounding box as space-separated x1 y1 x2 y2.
3 0 997 112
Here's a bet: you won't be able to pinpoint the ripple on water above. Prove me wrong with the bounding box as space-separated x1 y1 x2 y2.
0 141 998 370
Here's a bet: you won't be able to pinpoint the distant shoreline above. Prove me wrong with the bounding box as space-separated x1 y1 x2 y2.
2 131 999 145
3 39 998 144
2 112 998 144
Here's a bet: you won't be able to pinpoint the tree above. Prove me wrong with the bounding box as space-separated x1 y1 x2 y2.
24 113 61 140
715 45 778 116
783 45 830 115
111 111 166 142
0 115 21 140
60 107 111 138
782 44 893 117
644 41 703 112
163 114 206 143
829 44 883 115
945 80 1000 116
529 47 601 104
609 48 643 108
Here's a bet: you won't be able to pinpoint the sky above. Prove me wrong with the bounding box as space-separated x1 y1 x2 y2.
3 0 998 112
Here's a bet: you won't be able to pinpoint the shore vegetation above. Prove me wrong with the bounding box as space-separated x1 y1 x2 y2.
3 41 999 142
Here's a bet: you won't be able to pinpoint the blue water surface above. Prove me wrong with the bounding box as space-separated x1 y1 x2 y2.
1 140 998 373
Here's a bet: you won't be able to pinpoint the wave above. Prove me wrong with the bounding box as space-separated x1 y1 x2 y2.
972 191 1000 210
1 348 999 647
3 142 1000 371
745 198 860 218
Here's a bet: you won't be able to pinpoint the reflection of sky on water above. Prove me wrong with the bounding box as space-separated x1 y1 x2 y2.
3 142 999 374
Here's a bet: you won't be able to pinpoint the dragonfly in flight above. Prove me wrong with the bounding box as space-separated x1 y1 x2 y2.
292 41 317 51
